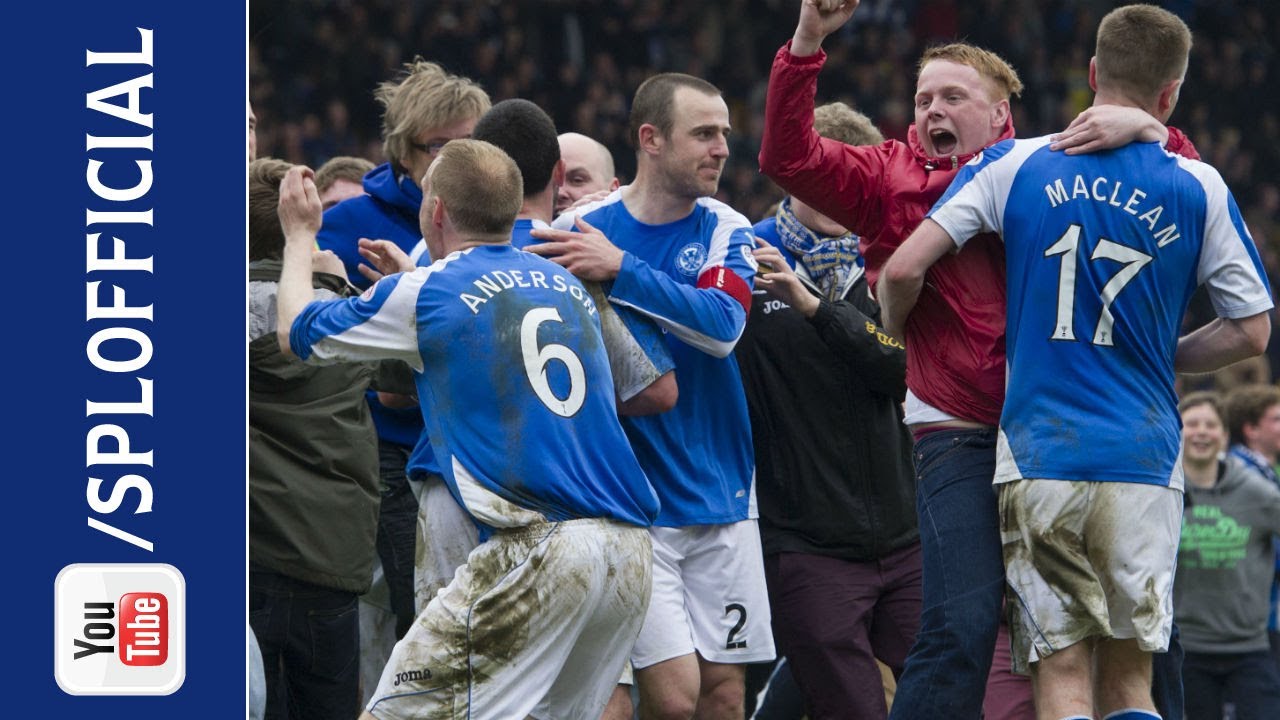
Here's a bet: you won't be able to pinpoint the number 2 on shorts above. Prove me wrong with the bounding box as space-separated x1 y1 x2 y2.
724 603 747 649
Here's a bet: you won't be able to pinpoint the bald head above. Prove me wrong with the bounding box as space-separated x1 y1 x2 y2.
556 132 618 213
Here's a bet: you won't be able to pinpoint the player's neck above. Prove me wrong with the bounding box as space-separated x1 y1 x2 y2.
449 233 510 253
517 186 556 224
621 176 697 225
1090 93 1154 119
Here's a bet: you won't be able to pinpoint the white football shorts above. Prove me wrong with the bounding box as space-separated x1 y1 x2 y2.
999 479 1181 673
368 518 652 720
631 520 776 668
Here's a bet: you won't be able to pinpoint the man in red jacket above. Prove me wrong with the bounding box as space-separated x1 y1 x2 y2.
759 2 1196 718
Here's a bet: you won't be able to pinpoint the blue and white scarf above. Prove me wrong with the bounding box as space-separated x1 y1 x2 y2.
775 197 863 301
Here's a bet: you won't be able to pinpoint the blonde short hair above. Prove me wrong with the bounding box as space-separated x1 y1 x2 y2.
813 102 884 147
314 156 375 196
918 43 1024 101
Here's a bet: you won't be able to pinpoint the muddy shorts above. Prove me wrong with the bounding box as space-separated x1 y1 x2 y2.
366 518 652 720
998 479 1181 674
413 477 480 612
632 519 776 668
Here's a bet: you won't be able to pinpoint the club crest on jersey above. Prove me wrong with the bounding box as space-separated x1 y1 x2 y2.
676 242 707 278
739 243 759 272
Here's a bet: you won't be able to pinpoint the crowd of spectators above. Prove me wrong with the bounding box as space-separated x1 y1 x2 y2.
251 0 1278 374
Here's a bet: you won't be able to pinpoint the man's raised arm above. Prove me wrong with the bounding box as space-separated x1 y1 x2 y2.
790 0 858 58
275 166 324 359
758 1 885 235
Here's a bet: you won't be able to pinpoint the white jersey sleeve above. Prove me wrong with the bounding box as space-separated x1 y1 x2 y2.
290 268 433 371
1179 157 1274 319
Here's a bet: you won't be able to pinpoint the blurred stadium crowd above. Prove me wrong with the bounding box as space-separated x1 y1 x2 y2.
250 0 1279 378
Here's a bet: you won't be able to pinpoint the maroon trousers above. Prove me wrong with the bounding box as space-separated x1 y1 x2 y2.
764 544 923 720
983 613 1035 720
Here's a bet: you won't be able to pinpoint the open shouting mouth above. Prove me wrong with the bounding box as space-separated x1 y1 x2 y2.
930 128 958 156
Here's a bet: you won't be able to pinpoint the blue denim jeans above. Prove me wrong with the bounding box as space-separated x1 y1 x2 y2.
754 657 806 720
889 428 1003 720
249 566 360 720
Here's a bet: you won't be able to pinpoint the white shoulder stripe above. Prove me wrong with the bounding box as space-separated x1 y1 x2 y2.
610 296 742 359
1174 155 1273 318
987 136 1052 234
551 189 625 230
697 197 752 269
310 270 428 370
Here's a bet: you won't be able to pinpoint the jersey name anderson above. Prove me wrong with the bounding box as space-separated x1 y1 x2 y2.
293 244 660 532
457 265 597 316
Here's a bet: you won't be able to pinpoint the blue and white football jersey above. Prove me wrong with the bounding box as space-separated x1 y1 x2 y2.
556 191 758 526
512 218 676 400
930 137 1272 489
290 243 660 530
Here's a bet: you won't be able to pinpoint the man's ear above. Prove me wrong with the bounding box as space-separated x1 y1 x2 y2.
1157 77 1183 120
637 123 664 156
431 196 445 227
991 99 1010 130
553 158 566 187
1088 56 1098 93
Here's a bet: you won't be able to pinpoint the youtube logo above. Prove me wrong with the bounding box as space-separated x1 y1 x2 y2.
55 564 185 695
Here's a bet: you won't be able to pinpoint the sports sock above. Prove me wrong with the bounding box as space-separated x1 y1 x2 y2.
1102 710 1161 720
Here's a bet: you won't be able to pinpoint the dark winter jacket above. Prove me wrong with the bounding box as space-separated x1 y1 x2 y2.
735 218 917 560
249 260 382 593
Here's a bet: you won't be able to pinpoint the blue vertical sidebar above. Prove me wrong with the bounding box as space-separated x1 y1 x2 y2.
6 1 247 718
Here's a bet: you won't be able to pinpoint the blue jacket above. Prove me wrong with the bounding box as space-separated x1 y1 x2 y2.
316 163 432 460
318 163 423 289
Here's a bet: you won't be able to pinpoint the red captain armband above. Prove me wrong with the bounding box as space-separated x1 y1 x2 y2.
697 266 753 316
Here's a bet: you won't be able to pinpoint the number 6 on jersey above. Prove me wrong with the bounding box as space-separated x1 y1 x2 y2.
520 307 587 417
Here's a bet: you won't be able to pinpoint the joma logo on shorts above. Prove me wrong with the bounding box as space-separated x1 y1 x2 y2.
393 668 432 686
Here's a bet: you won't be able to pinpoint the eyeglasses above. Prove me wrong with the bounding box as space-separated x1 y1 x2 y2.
409 139 450 156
